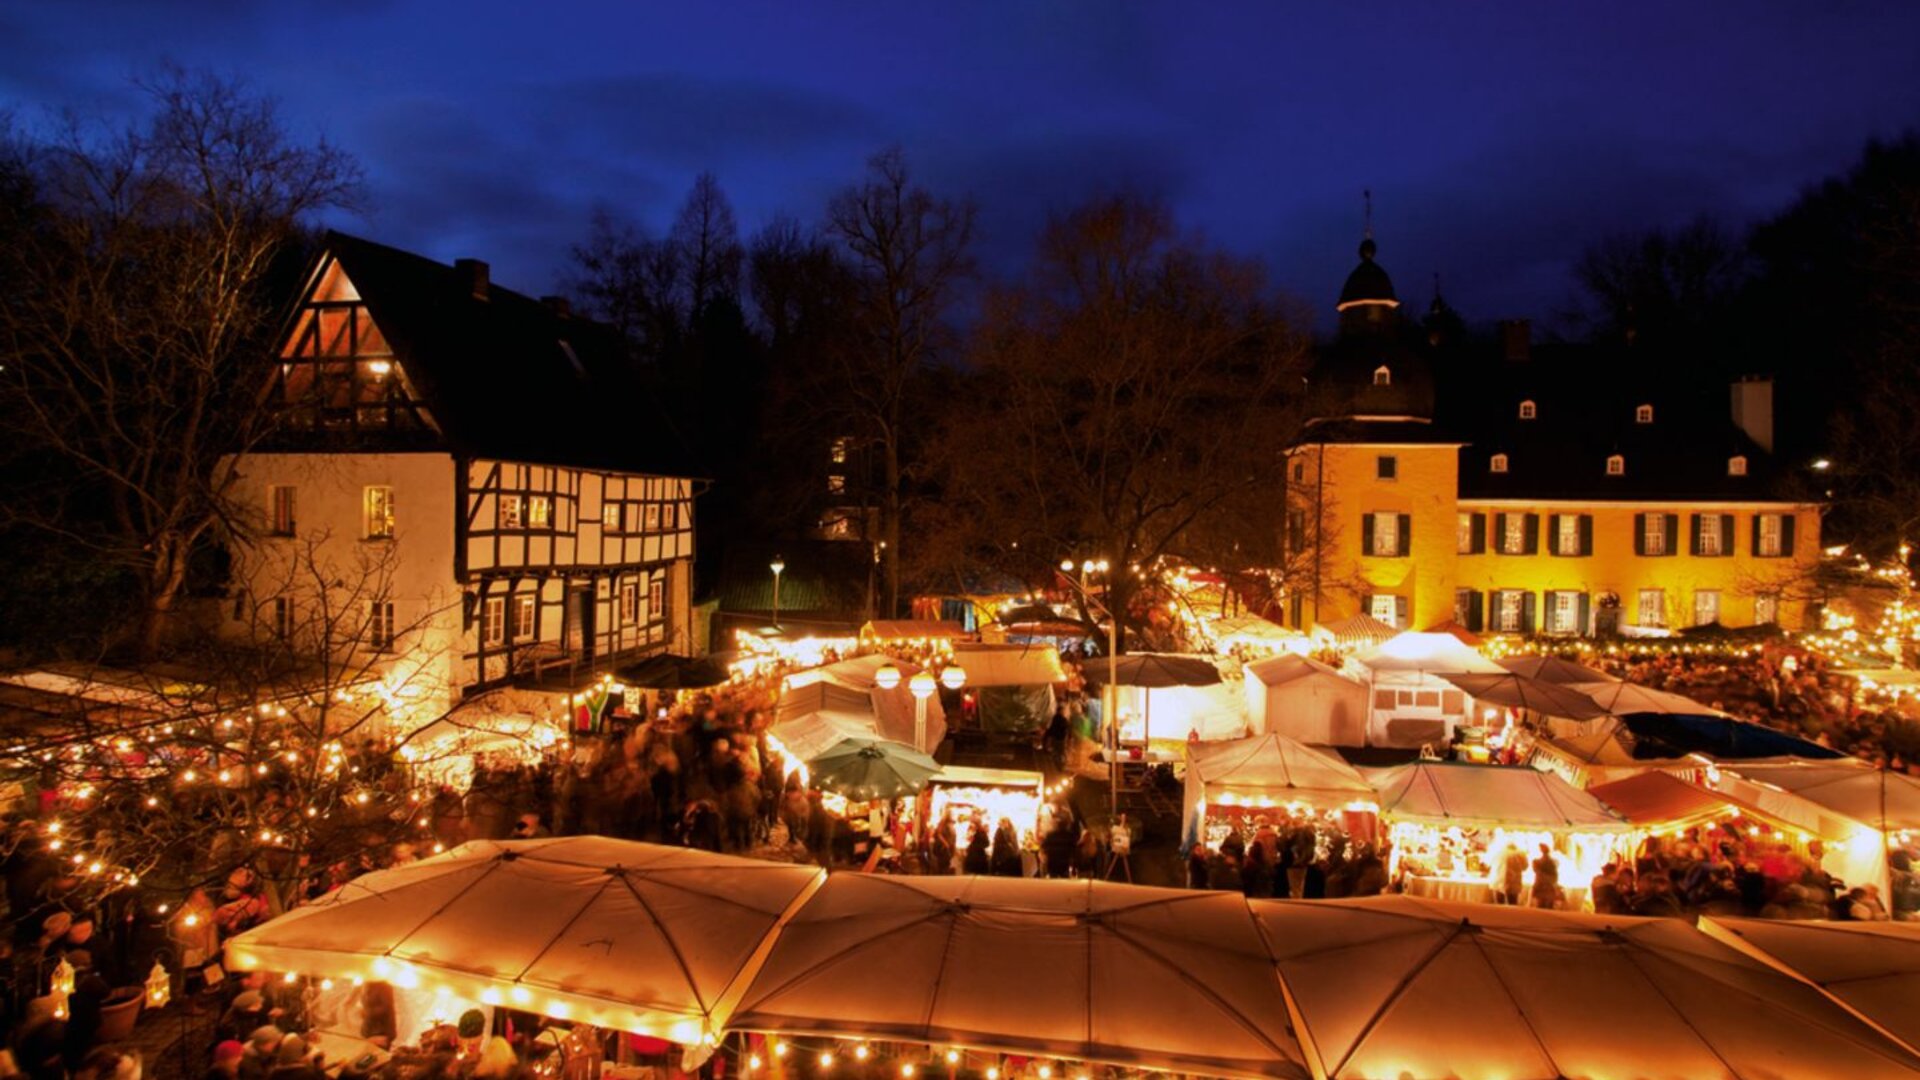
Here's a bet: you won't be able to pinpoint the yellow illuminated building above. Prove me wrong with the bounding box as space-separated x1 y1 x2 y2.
1288 235 1819 636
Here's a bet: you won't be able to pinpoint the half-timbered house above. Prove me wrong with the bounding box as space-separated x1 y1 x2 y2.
224 232 697 727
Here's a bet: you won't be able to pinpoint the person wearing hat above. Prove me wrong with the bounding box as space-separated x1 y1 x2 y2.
268 1035 321 1080
217 991 267 1044
205 1042 245 1080
239 1026 284 1080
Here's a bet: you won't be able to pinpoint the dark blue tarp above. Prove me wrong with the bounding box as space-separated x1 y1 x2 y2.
1618 713 1844 761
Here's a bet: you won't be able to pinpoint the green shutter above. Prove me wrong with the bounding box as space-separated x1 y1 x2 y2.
1362 514 1375 556
1633 513 1647 557
1689 514 1703 556
1394 595 1409 627
1721 514 1736 557
1782 514 1797 557
1493 513 1508 554
1520 591 1537 633
1664 514 1680 557
1397 513 1412 556
1548 514 1562 555
1750 514 1762 557
1471 513 1487 554
1523 513 1540 555
1577 593 1591 636
1468 591 1484 633
1578 515 1593 557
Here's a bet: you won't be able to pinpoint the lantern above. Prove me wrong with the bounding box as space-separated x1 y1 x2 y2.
50 957 74 997
908 672 937 699
146 960 171 1008
874 664 902 691
940 664 967 691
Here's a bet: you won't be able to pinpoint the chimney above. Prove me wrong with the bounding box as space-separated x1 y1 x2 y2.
454 258 489 301
1731 376 1774 453
1498 319 1531 363
541 295 572 318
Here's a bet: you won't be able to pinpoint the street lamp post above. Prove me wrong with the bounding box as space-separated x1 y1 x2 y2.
1060 558 1121 825
770 557 786 627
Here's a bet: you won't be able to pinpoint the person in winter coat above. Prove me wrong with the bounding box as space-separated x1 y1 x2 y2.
1041 817 1077 878
962 823 991 875
989 818 1024 877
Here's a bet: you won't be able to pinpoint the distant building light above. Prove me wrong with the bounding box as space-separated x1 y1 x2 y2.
1812 459 1831 471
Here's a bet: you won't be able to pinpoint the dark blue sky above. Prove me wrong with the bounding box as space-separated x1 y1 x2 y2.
5 2 1919 330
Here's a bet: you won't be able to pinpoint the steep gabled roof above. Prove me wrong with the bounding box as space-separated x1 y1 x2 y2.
319 232 697 477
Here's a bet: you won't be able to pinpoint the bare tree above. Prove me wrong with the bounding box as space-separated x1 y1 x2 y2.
923 195 1311 648
566 206 684 363
825 148 975 615
670 172 744 329
0 66 361 657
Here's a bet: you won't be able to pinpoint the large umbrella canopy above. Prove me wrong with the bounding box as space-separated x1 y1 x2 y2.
1361 761 1630 831
1254 896 1920 1080
1702 917 1920 1057
807 737 941 800
730 875 1309 1079
1496 655 1614 685
1082 652 1223 688
223 838 824 1045
1441 672 1614 721
1568 679 1729 718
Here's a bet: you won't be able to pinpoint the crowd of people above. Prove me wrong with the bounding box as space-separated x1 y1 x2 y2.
1589 821 1918 921
1185 816 1388 900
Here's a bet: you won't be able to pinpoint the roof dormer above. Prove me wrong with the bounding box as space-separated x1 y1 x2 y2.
1518 400 1536 420
1728 455 1748 476
1606 454 1625 476
1635 403 1654 424
1372 365 1391 386
1489 453 1509 474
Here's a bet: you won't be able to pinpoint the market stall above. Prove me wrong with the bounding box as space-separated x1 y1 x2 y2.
916 764 1045 854
1241 654 1368 745
1253 897 1920 1080
858 619 968 645
1182 733 1377 853
1710 759 1920 906
778 655 948 752
948 642 1065 734
1348 631 1503 749
1085 653 1242 744
1363 760 1632 908
728 876 1310 1079
223 837 826 1051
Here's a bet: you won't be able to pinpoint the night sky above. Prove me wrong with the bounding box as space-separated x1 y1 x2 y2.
4 2 1919 330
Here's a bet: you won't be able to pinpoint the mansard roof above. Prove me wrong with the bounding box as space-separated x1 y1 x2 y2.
315 231 697 477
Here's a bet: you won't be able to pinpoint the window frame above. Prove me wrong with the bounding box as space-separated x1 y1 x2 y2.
1376 455 1398 481
482 596 506 647
364 485 395 540
499 494 523 530
269 485 297 537
1372 365 1392 386
648 576 665 619
271 596 294 640
1518 400 1536 420
511 593 536 640
620 581 638 626
367 599 396 652
1490 453 1509 474
1698 514 1724 557
601 502 621 530
1644 514 1668 556
1606 455 1624 476
1635 404 1654 424
528 495 552 530
1728 456 1748 476
1637 588 1665 628
1757 513 1784 558
1694 589 1721 627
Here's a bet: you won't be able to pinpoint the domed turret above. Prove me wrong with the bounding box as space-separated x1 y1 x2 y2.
1338 237 1400 337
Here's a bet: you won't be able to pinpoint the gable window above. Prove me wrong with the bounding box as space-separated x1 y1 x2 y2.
511 594 536 640
528 496 552 529
1755 513 1794 558
500 495 523 529
1372 365 1391 386
482 596 505 647
1489 453 1509 474
1694 589 1721 627
1728 456 1748 476
1635 404 1654 424
269 485 297 536
602 502 621 530
1376 455 1397 481
1638 589 1665 628
366 600 395 652
271 597 294 640
364 485 395 540
1606 455 1625 476
1363 512 1410 557
1755 592 1780 625
620 582 638 626
1518 400 1536 420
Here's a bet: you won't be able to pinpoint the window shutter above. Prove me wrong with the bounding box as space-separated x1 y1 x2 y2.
1471 513 1487 554
1394 595 1409 627
1577 593 1591 636
1361 593 1373 619
1548 514 1562 555
1520 592 1537 633
1782 514 1797 557
1467 591 1484 633
1493 513 1508 553
1663 514 1680 557
1523 513 1540 555
1689 514 1703 556
1633 513 1647 557
1362 514 1376 557
1396 513 1412 556
1721 514 1736 557
1751 514 1762 556
1579 515 1593 556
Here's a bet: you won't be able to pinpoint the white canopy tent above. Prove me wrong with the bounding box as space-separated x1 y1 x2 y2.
224 838 825 1049
1702 917 1920 1057
1710 759 1920 900
1111 681 1247 742
1255 896 1920 1079
729 875 1310 1079
780 656 948 752
1182 733 1377 847
1362 761 1630 832
1241 654 1368 745
1349 631 1503 748
950 642 1065 734
763 709 877 765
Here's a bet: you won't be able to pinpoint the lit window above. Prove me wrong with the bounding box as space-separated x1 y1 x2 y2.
1456 512 1476 554
1490 453 1509 474
602 502 621 530
1376 455 1397 480
1755 593 1779 625
1502 514 1527 554
1368 595 1400 627
1635 404 1654 424
1728 456 1748 476
1694 589 1720 627
511 594 536 640
1643 514 1668 556
1606 455 1624 476
528 496 551 528
269 486 297 536
648 577 665 618
1367 512 1405 557
1638 589 1665 627
364 486 395 539
482 596 505 646
1495 590 1525 632
620 582 638 626
1372 366 1391 386
500 495 522 529
367 600 395 652
1291 460 1306 482
1758 514 1784 557
1697 514 1724 556
1548 591 1583 635
1557 515 1582 554
831 437 850 465
827 474 847 494
1518 400 1536 420
644 504 662 531
272 597 294 640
